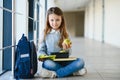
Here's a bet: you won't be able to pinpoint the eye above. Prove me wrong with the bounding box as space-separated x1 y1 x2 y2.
56 19 60 21
51 19 54 21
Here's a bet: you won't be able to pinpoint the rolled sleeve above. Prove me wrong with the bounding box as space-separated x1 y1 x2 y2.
38 40 47 55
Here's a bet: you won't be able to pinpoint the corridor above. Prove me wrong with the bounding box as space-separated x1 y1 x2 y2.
1 37 120 80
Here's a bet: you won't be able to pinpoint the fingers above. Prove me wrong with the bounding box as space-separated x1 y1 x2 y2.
38 58 45 62
62 42 71 50
38 56 46 61
62 43 67 49
66 43 71 48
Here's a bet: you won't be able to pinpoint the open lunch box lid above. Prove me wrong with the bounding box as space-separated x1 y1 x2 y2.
50 51 69 58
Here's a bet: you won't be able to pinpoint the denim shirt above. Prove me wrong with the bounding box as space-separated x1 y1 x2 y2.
38 29 63 55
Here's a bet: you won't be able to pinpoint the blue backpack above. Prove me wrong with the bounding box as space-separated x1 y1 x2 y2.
14 34 37 79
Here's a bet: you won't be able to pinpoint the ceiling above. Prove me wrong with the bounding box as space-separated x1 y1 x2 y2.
54 0 90 12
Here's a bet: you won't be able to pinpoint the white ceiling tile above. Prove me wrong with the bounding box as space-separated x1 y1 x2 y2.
54 0 90 12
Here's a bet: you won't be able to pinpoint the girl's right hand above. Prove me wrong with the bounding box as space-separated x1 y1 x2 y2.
62 39 72 49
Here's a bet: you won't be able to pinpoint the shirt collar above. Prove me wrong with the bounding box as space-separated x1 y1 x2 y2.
50 29 60 34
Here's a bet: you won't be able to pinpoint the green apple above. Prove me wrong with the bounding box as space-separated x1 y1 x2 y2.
63 39 71 45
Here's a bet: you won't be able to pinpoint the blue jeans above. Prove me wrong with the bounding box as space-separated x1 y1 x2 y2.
42 58 85 77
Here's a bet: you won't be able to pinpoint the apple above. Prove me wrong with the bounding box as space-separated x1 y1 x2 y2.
63 39 71 45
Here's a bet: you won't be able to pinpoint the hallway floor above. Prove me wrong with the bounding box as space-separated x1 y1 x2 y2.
0 37 120 80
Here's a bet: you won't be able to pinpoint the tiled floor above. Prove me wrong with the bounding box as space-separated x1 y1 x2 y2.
0 37 120 80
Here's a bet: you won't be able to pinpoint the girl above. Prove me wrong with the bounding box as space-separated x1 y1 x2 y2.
38 7 87 78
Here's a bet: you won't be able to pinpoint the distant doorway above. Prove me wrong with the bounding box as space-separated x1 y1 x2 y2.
64 11 84 37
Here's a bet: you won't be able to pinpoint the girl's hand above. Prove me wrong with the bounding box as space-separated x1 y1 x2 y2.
62 39 72 49
38 58 46 62
38 54 47 62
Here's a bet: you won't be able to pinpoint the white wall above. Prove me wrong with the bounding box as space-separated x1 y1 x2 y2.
84 7 89 38
47 0 56 10
94 0 103 42
15 0 28 43
85 0 103 41
39 0 46 40
104 0 120 47
85 0 94 39
85 0 120 48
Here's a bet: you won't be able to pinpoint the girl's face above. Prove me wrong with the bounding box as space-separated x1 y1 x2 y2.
48 14 62 30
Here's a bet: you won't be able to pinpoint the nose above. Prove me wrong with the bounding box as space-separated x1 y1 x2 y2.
53 21 57 25
54 20 57 24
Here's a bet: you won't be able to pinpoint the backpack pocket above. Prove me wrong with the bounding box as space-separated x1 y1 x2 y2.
18 60 31 75
16 57 31 78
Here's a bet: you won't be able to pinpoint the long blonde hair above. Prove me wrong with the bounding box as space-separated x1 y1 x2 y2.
44 7 69 48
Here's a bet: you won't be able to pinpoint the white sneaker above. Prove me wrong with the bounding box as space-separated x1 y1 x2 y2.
73 67 87 76
39 68 56 78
